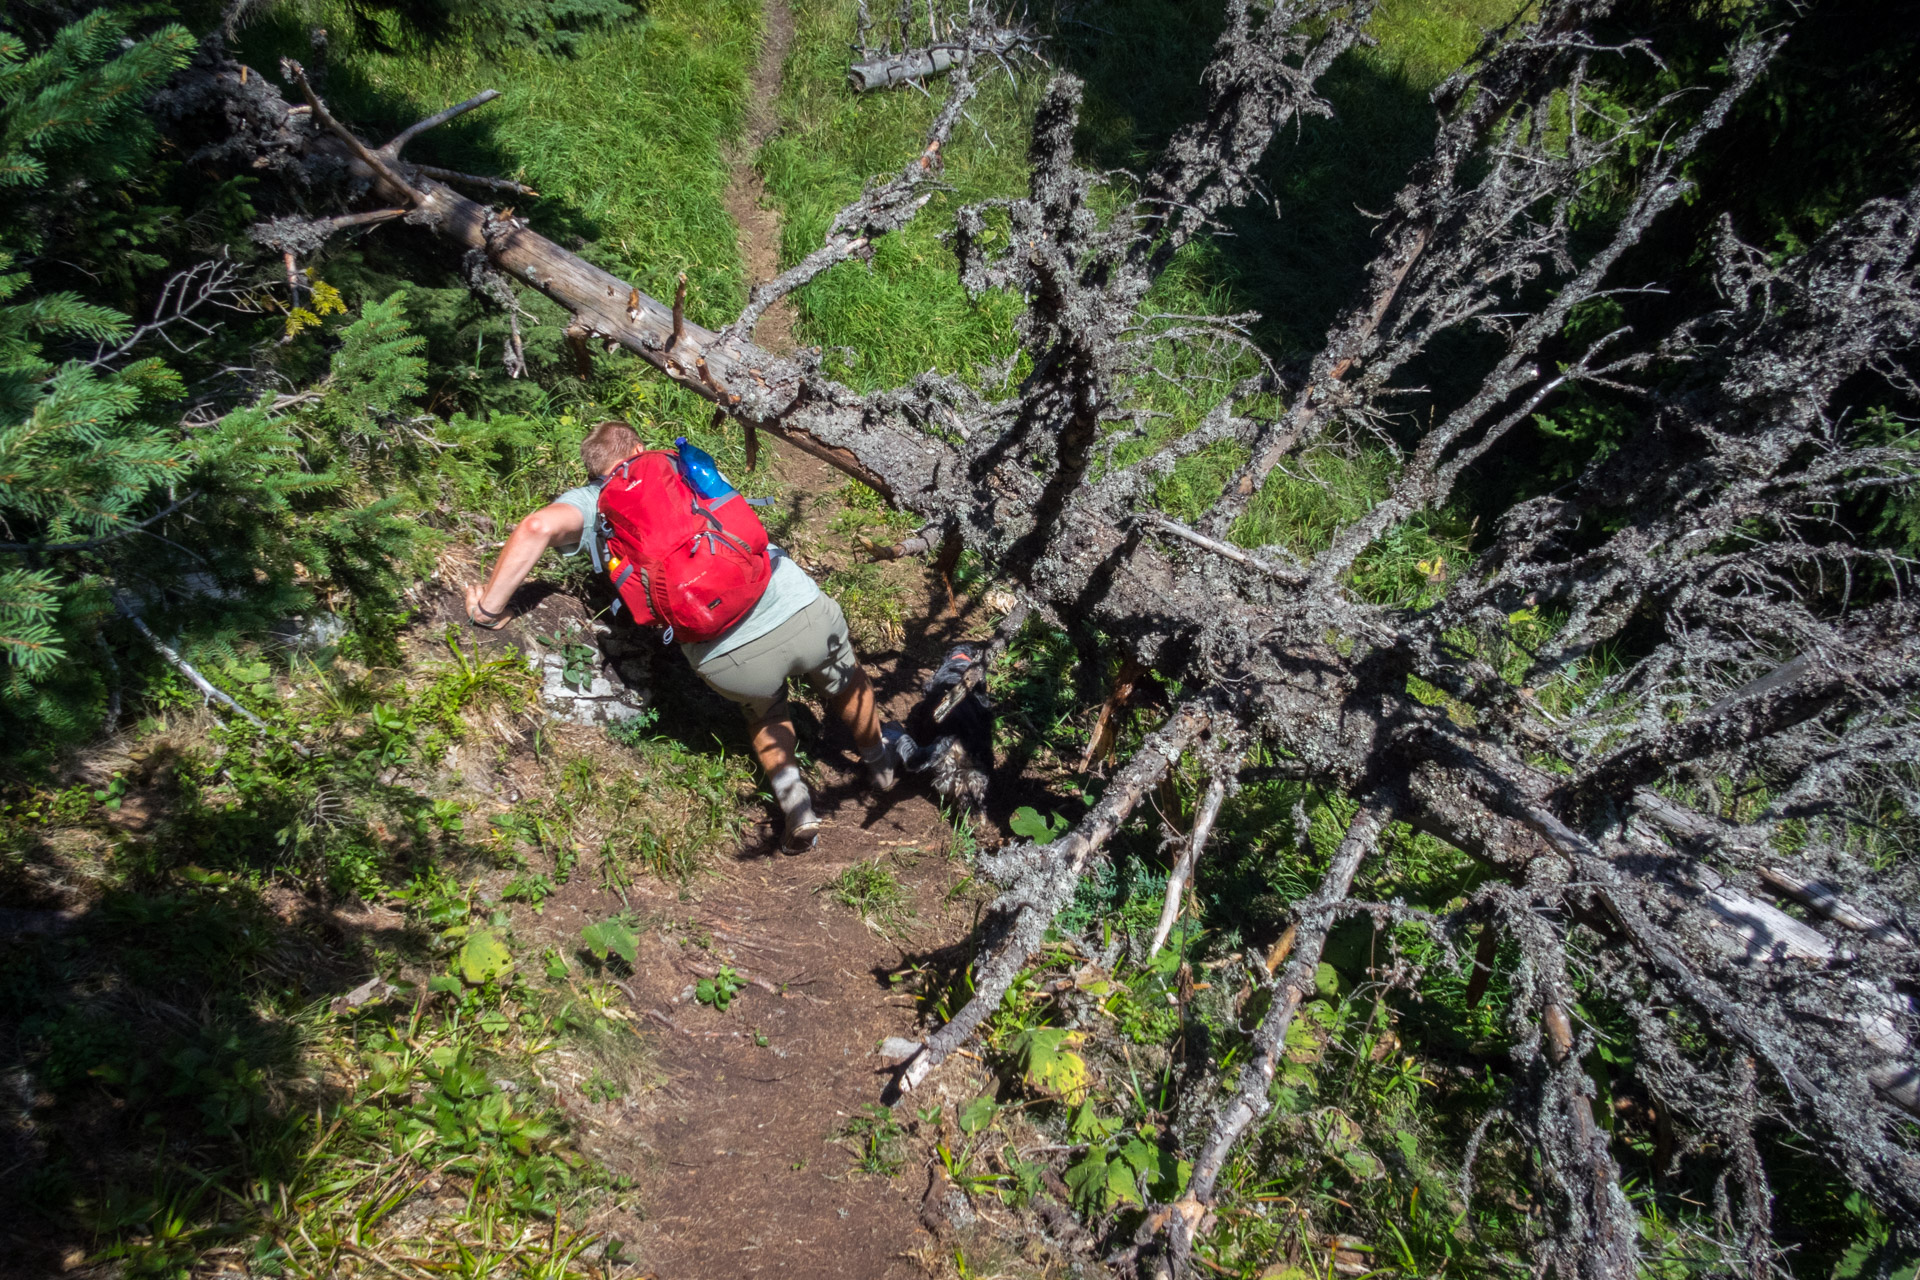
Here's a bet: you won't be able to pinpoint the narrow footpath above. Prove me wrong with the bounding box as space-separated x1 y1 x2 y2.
578 8 996 1272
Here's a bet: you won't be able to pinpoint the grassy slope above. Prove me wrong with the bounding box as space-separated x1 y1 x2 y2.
759 0 1040 390
322 0 757 321
0 4 767 1275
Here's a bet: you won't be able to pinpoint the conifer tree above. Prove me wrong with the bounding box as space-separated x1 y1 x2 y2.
0 11 457 746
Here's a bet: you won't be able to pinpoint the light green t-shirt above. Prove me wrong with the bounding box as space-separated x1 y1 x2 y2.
551 482 821 662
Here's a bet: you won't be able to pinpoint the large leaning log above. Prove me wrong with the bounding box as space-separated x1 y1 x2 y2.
251 61 946 506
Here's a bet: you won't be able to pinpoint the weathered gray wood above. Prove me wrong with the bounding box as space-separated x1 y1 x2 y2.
848 30 1024 90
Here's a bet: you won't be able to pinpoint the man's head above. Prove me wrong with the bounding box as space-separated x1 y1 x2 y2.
581 419 644 479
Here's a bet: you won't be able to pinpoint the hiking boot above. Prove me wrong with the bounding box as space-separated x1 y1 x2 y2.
865 724 912 793
781 811 822 854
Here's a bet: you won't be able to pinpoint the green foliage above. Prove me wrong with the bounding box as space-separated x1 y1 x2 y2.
1063 1106 1188 1213
537 624 598 693
1008 1026 1090 1103
340 0 638 58
816 559 906 649
297 0 757 326
0 10 195 262
454 928 514 983
0 248 128 420
1009 805 1070 843
0 566 60 675
694 965 742 1011
580 917 638 966
311 289 429 451
760 0 1035 389
823 855 914 936
838 1102 906 1176
958 1094 1000 1134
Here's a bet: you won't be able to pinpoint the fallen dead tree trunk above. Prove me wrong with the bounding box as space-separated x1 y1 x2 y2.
849 28 1028 90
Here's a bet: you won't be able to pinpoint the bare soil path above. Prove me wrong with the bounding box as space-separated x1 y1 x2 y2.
508 10 1005 1271
724 0 799 358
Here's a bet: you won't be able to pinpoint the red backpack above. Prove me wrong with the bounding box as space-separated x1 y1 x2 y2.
597 449 771 643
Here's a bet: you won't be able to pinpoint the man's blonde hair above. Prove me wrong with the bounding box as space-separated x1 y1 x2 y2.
581 420 644 478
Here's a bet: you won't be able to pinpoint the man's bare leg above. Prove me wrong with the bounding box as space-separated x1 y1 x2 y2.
750 707 820 850
831 669 902 790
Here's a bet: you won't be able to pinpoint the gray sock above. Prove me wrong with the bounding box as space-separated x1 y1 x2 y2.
768 764 818 830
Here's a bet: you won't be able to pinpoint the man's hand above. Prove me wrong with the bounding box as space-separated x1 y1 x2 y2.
467 501 587 630
465 582 511 629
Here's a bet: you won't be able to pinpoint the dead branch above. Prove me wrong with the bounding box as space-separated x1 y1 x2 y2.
1167 792 1393 1271
376 88 500 158
282 59 420 202
848 27 1031 91
412 164 537 197
1148 772 1228 958
892 701 1212 1096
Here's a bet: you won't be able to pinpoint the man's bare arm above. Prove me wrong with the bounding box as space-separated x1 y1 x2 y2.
465 502 586 625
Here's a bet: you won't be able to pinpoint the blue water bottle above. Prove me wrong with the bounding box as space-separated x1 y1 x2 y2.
674 437 737 502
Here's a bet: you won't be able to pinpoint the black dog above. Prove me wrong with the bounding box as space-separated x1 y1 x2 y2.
889 642 994 811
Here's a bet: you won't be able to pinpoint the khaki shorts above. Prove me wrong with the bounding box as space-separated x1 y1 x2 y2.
692 595 859 723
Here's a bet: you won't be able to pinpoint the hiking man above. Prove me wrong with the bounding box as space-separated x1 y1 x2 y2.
465 419 896 851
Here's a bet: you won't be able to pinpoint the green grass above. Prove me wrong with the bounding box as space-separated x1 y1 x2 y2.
760 0 1041 389
296 0 759 322
821 855 915 936
837 1102 908 1176
232 0 770 497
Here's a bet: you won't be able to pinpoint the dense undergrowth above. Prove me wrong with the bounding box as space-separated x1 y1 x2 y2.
0 0 777 1271
754 0 1917 1276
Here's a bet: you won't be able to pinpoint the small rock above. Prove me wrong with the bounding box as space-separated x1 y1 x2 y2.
531 651 654 727
272 612 348 651
330 976 397 1015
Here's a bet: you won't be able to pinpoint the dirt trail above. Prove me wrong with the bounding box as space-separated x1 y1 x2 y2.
551 9 998 1272
724 0 799 357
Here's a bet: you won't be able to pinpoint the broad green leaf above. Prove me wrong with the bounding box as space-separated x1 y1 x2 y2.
1068 1097 1120 1143
1009 806 1053 841
1160 1156 1192 1200
1106 1159 1142 1208
1341 1147 1384 1179
1029 1047 1088 1102
1013 1027 1091 1103
1063 1151 1108 1212
457 930 513 984
580 919 638 965
1318 1107 1384 1180
1116 1136 1158 1176
958 1096 998 1134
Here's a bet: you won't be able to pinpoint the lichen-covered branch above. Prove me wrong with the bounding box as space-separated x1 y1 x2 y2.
892 701 1213 1096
